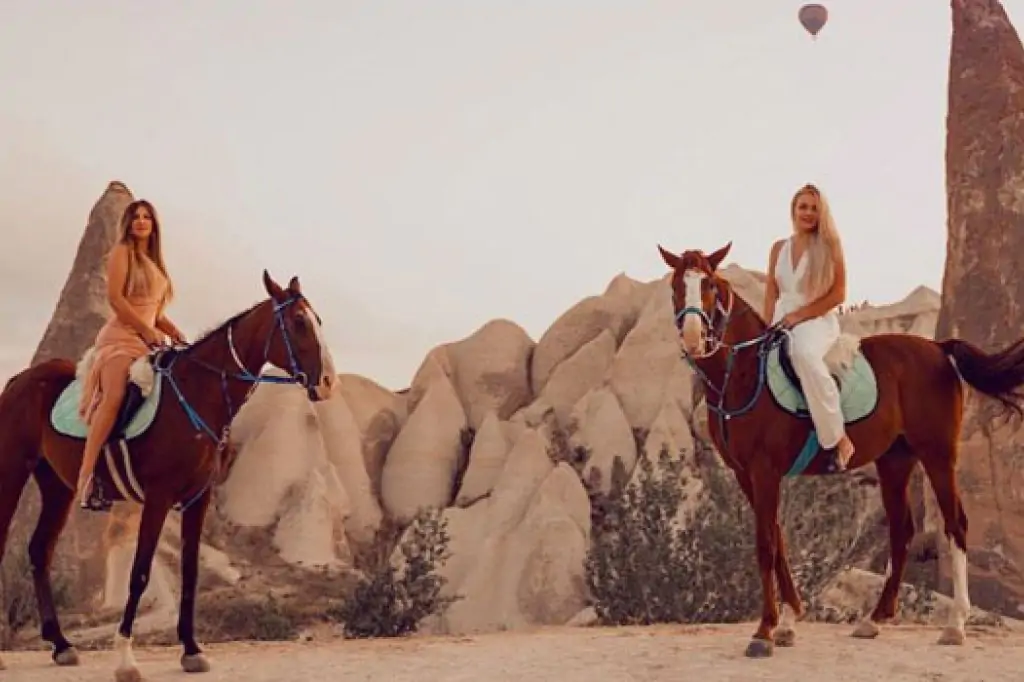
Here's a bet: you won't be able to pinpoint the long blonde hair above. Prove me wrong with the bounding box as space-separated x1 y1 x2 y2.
118 199 174 310
790 183 844 302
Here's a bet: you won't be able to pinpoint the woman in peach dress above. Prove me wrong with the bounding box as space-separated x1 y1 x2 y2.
76 199 187 510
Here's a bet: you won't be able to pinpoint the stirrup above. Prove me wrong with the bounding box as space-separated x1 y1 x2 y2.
79 475 112 512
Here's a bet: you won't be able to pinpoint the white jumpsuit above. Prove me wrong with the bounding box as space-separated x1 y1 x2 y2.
771 237 845 449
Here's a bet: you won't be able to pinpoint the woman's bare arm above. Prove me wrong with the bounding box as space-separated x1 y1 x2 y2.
762 239 784 324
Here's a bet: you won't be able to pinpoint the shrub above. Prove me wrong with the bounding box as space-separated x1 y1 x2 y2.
197 594 299 642
330 507 458 638
585 439 878 626
1 548 73 649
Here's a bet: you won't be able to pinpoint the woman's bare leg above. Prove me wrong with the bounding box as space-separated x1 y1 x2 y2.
77 356 133 509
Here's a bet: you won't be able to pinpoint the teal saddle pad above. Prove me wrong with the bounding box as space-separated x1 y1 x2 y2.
51 370 163 440
765 340 878 425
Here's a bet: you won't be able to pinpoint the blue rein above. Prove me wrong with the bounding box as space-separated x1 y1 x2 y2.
149 295 313 510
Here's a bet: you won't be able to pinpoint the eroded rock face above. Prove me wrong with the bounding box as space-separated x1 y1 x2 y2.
29 184 955 638
380 374 468 523
928 0 1024 617
31 180 132 366
5 181 135 616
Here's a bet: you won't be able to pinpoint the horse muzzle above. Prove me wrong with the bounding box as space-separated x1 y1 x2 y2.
307 372 335 402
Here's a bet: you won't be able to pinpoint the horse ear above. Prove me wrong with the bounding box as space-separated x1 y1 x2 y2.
287 276 302 294
657 244 682 270
706 241 732 271
263 269 285 300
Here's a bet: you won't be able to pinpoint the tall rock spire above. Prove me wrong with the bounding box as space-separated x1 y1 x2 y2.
31 180 133 366
930 0 1024 618
938 0 1024 344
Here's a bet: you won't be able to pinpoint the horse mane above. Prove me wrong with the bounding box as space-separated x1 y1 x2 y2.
186 298 268 351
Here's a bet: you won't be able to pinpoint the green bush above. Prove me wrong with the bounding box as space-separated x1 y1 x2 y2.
585 440 877 626
197 594 299 642
1 548 73 649
331 507 458 638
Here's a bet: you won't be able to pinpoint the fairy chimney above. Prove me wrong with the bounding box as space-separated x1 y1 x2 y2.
929 0 1024 617
31 180 133 365
3 181 134 613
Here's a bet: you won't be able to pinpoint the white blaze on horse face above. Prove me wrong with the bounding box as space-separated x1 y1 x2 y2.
680 269 707 353
305 306 337 400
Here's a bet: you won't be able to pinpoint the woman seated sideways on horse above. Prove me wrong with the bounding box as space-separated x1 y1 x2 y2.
763 182 856 471
75 199 187 511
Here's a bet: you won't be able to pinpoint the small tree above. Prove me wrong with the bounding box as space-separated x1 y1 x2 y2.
331 507 459 638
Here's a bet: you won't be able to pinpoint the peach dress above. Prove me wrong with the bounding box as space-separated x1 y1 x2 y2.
78 258 168 425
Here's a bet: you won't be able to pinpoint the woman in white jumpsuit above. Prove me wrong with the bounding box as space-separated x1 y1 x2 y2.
764 183 855 470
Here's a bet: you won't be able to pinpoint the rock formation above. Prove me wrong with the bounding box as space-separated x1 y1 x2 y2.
927 0 1024 616
8 180 990 645
30 181 132 366
202 265 943 636
2 181 134 628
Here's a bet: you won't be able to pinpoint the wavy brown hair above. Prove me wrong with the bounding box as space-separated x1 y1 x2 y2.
117 199 174 310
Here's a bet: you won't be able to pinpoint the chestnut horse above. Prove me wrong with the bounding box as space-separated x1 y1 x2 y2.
658 242 1024 658
0 271 336 680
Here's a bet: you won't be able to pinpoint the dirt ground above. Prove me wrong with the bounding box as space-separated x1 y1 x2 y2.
3 622 1022 681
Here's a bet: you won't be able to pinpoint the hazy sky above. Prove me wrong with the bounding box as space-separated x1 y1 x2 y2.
1 1 1015 389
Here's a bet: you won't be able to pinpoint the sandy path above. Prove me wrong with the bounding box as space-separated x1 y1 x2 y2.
3 622 1022 681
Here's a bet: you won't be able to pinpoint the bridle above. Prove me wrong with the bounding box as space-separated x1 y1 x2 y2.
148 294 319 509
673 273 735 360
673 274 785 459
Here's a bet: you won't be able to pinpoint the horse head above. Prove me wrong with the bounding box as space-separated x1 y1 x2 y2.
657 241 734 358
259 270 337 401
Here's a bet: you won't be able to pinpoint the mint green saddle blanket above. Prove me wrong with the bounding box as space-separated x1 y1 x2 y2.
50 371 163 440
765 339 879 425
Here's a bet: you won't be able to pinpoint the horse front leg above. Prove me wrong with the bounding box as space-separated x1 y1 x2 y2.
735 471 802 647
113 497 172 682
178 491 212 674
745 468 783 658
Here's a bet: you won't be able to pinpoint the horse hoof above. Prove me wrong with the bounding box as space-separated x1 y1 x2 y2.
937 627 965 646
115 665 143 682
181 653 211 673
773 627 796 647
53 647 80 666
744 638 774 658
851 619 880 639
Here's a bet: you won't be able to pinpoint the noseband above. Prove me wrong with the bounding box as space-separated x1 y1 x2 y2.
674 276 735 359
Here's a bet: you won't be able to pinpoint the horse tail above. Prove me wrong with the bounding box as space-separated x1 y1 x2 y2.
938 337 1024 419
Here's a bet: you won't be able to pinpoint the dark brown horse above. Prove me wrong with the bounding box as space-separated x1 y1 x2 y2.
658 242 1024 658
0 271 336 680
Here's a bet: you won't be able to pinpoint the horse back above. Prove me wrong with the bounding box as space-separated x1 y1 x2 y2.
0 359 77 436
858 332 958 380
857 332 964 428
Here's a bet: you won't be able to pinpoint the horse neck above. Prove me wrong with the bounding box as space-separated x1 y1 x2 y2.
179 301 275 420
223 301 277 379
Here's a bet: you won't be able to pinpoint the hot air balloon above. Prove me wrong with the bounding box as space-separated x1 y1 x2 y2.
798 3 828 39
